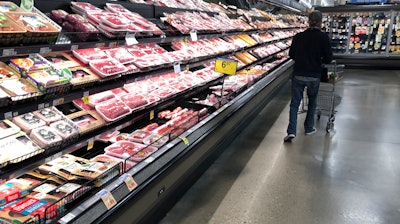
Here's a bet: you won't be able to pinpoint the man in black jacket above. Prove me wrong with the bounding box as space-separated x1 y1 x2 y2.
284 10 333 142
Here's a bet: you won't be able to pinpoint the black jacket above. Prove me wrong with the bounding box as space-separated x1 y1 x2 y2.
289 28 333 77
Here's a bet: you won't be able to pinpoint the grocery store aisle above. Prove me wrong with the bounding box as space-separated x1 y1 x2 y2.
159 69 400 224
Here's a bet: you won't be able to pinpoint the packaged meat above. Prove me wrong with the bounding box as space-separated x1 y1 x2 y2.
5 11 61 33
0 78 38 97
119 94 157 111
105 3 130 14
143 133 168 148
70 67 99 89
101 15 129 29
33 107 62 124
26 69 70 90
105 48 135 64
67 111 105 135
29 126 63 149
0 132 43 164
87 90 115 107
0 171 50 206
95 98 131 122
111 133 130 142
0 119 20 139
129 129 153 144
41 52 80 69
0 2 22 13
142 123 159 131
111 88 127 97
72 98 94 111
89 58 128 78
0 62 18 80
97 130 120 143
9 55 52 76
105 141 147 159
129 146 158 162
91 154 136 171
72 48 109 64
0 13 26 46
49 120 79 140
70 2 102 13
65 14 87 25
12 113 46 134
50 9 68 24
75 22 99 41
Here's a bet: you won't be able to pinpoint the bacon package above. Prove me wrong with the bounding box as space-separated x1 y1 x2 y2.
33 107 62 125
12 113 46 134
29 126 63 149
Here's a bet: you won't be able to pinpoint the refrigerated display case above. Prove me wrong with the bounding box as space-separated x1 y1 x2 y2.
0 1 304 223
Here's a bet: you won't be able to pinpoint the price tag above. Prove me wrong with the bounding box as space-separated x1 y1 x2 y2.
70 45 78 51
2 49 16 57
181 137 189 145
52 98 64 106
150 110 154 120
173 62 181 73
4 112 12 120
126 33 139 46
39 47 51 54
83 91 89 104
96 43 105 48
190 30 198 41
96 189 117 210
20 0 34 11
119 174 137 192
214 58 238 75
87 138 94 150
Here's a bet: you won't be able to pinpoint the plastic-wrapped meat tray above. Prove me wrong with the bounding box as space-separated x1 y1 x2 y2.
71 2 102 14
105 48 135 64
87 90 115 107
105 140 147 159
95 98 131 122
105 3 130 14
72 48 109 64
119 94 159 111
89 58 128 78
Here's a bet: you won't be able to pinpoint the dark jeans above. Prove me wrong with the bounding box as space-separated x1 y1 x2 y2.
287 75 320 135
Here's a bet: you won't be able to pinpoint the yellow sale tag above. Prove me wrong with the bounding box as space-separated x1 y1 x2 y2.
96 190 117 210
214 58 238 75
182 137 189 145
150 110 154 120
87 139 94 150
83 96 89 104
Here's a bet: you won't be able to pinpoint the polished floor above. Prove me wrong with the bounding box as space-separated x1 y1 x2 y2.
159 69 400 224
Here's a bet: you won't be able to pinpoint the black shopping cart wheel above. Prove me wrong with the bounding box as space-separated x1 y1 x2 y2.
317 111 321 120
326 122 333 133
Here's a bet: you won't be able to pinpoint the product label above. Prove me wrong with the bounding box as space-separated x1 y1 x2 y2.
54 123 73 134
39 108 56 119
38 128 56 141
22 113 40 124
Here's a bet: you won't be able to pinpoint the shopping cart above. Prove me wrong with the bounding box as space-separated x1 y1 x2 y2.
317 60 343 133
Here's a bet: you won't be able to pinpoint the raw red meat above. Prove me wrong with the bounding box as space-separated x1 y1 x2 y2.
129 129 153 143
120 94 149 110
142 123 159 131
130 146 158 162
71 2 101 12
73 48 109 64
101 16 129 29
105 140 147 159
105 48 135 64
88 91 115 107
89 58 128 77
95 98 131 122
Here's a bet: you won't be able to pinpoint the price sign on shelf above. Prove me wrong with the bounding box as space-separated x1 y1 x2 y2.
126 33 138 46
96 189 117 210
119 174 137 192
214 58 238 76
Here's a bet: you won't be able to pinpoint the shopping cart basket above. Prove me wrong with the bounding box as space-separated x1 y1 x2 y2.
317 60 343 132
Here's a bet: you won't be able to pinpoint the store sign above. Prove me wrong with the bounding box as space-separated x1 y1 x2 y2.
214 58 238 75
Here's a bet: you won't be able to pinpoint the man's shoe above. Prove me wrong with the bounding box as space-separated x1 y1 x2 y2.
284 134 296 142
305 128 317 135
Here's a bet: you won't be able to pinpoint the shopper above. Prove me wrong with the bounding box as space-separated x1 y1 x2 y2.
284 10 333 142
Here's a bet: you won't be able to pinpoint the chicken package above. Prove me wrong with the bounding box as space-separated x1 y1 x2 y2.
49 120 79 140
29 126 63 149
33 107 62 125
95 98 131 122
12 113 46 134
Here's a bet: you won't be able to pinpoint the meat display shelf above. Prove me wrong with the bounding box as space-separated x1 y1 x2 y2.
58 59 294 224
0 36 293 120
